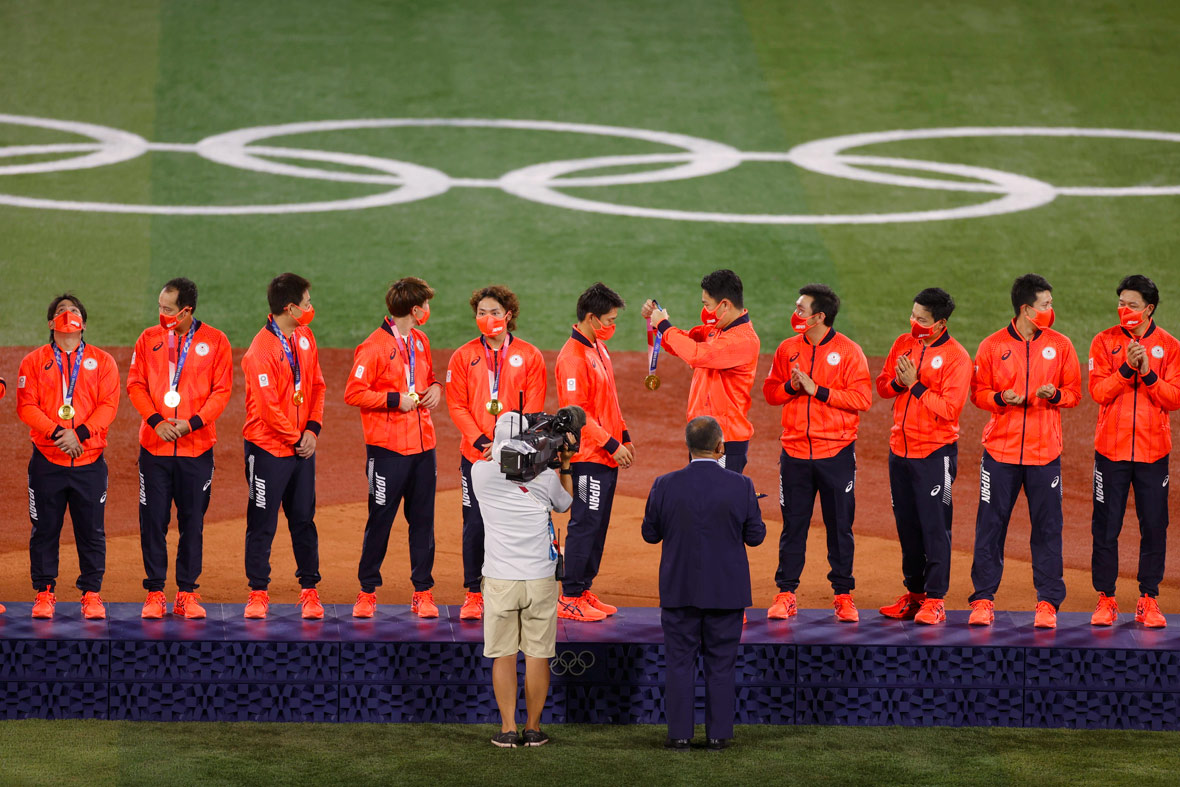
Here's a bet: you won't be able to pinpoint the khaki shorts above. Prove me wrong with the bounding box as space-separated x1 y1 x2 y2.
481 576 559 659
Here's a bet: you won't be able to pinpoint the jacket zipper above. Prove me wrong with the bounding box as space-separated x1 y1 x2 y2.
1131 339 1139 461
1019 340 1030 465
899 345 926 458
806 342 816 460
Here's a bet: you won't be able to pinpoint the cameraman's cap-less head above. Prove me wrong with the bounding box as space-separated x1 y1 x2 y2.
491 412 529 463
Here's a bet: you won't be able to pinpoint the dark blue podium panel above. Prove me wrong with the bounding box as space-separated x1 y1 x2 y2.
4 603 1180 726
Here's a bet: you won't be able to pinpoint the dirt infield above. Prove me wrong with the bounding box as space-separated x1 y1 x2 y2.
0 345 1175 610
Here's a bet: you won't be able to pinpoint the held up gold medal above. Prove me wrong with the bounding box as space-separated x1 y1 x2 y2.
643 374 661 391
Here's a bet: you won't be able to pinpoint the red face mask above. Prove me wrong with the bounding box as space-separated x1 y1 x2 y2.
477 313 507 338
910 319 942 340
700 305 718 326
594 317 616 342
1027 305 1054 330
790 312 812 334
414 303 430 326
53 311 84 333
1119 305 1147 330
292 303 315 326
159 308 189 331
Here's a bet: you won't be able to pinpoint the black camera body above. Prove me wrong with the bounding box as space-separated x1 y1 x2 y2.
499 406 585 483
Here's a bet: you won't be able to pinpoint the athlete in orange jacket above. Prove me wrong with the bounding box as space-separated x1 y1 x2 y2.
554 282 631 622
240 273 327 621
1087 275 1180 628
968 274 1081 629
874 288 972 625
347 277 445 619
762 284 871 623
126 278 233 620
643 269 760 474
17 293 120 620
445 285 547 619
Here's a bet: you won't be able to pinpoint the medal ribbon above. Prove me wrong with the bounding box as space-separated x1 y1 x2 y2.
169 321 198 396
388 318 416 395
646 301 663 378
52 338 86 414
481 335 509 405
267 318 302 395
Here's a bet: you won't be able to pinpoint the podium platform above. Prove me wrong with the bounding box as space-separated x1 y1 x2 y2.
2 605 1177 728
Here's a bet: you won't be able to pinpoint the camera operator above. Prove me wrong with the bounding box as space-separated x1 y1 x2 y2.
471 409 578 748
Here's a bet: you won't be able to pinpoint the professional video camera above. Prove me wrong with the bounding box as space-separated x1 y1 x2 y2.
499 405 586 482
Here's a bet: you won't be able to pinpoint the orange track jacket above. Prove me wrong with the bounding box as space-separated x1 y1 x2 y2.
242 321 326 457
555 327 630 466
875 330 972 458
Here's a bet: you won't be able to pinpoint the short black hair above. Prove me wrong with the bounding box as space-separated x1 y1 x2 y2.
913 287 955 323
268 272 311 315
686 416 724 454
1011 273 1052 316
1117 274 1160 312
799 283 839 327
576 282 625 321
700 269 743 309
46 293 87 324
163 277 198 312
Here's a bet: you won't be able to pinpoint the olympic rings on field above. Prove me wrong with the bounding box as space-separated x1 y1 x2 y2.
550 649 596 677
0 114 1176 223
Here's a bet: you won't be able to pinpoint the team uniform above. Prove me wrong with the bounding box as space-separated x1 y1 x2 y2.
763 327 872 606
241 319 326 595
0 375 4 613
875 330 972 610
345 317 443 607
445 334 546 597
17 340 120 609
968 321 1081 614
1088 321 1180 619
657 312 760 473
127 320 233 613
555 327 631 616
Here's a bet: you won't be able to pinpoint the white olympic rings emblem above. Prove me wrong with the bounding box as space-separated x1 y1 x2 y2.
1 114 1177 223
551 649 596 677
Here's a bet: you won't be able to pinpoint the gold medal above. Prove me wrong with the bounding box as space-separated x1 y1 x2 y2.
293 390 305 406
163 390 182 408
486 399 503 416
644 374 661 391
58 403 75 420
408 391 420 405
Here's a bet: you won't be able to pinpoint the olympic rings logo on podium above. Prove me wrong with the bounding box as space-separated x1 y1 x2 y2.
1 114 1177 223
551 649 596 676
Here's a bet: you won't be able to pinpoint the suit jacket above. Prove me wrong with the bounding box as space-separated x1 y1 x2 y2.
641 459 765 609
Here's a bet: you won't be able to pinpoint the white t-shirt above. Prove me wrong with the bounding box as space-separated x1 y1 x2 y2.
471 463 572 581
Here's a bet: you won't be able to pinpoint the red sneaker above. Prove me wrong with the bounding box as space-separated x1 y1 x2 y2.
1034 601 1057 629
411 590 439 619
879 591 926 620
0 602 5 615
141 591 167 619
914 598 946 625
244 590 269 619
968 599 994 626
1090 593 1118 626
173 591 206 619
459 591 483 620
1136 595 1167 628
32 588 56 619
557 594 606 622
353 591 377 618
833 594 859 622
767 591 797 620
81 592 106 620
582 591 617 616
300 588 324 620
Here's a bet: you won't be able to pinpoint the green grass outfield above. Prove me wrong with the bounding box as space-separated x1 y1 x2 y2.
1 721 1178 786
2 1 1179 355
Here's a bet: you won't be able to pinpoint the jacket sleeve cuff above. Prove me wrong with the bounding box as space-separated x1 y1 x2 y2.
1048 389 1063 405
188 415 205 431
146 414 165 428
622 430 632 444
911 382 928 399
1120 362 1136 379
784 382 800 396
473 434 492 451
993 392 1007 407
50 425 63 440
74 425 91 442
890 380 907 393
386 392 400 410
306 420 322 436
1143 370 1160 386
657 320 672 334
814 386 830 402
603 437 621 455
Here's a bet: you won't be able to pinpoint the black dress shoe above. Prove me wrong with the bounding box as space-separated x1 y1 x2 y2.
706 738 730 751
665 738 691 751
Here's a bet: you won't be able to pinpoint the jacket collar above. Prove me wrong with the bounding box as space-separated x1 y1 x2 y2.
570 326 595 348
1007 319 1041 342
1120 321 1157 341
929 328 951 348
721 312 751 332
805 326 837 347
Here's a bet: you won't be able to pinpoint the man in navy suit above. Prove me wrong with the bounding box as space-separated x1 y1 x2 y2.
642 416 766 751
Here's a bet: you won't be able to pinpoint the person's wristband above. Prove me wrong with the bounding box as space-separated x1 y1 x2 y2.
560 468 572 476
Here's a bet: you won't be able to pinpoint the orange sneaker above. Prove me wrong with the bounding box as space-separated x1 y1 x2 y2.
353 591 377 618
968 599 994 626
767 591 798 620
1090 593 1118 626
879 591 926 620
32 588 56 619
1034 601 1057 629
173 591 206 619
244 590 269 619
81 592 106 620
557 594 607 622
300 588 324 620
914 598 946 625
834 594 859 622
459 591 484 620
411 590 439 619
583 591 617 616
141 591 167 619
1136 594 1167 628
0 602 5 615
